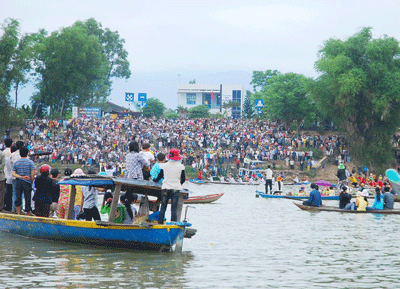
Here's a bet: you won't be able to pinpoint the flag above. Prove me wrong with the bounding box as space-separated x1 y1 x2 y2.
211 91 214 100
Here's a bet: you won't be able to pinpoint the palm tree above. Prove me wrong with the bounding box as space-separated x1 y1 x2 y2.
176 105 189 118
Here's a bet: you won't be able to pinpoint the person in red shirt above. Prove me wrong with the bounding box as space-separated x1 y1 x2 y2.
357 174 366 186
377 177 383 189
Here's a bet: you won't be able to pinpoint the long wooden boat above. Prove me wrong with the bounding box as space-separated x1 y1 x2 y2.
185 193 224 204
386 169 400 195
0 177 195 252
294 202 400 214
256 191 339 200
189 179 262 186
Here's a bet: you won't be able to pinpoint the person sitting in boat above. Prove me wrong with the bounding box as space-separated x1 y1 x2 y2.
368 178 377 188
357 174 366 186
339 186 352 209
302 183 322 207
355 191 369 211
297 185 306 196
292 175 299 184
122 190 138 224
33 164 54 217
197 170 203 181
220 175 225 182
228 175 235 183
348 174 358 187
208 175 214 182
100 192 127 224
366 187 383 211
377 176 384 189
322 186 330 196
383 186 394 209
238 177 243 183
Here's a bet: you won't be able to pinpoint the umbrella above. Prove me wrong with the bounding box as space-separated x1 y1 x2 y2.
315 180 332 187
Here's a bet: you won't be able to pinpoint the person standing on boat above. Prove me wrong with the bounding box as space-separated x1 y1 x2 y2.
336 163 348 189
12 146 35 215
81 169 101 221
153 148 186 224
32 164 53 217
302 183 322 207
264 165 273 194
125 141 149 180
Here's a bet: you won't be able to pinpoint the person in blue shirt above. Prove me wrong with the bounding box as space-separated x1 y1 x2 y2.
302 183 322 207
366 187 384 210
150 153 166 183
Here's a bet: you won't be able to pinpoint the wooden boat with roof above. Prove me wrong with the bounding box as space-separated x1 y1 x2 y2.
0 176 196 252
294 202 400 214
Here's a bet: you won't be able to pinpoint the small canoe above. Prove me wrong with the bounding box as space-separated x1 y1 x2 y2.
294 202 400 214
184 193 224 204
256 191 339 200
189 179 207 184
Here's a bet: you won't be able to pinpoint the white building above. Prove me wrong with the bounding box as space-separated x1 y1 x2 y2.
177 84 244 118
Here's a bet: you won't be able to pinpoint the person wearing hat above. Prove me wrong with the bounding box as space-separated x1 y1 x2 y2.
32 164 53 217
153 148 186 224
336 163 348 190
302 183 322 207
355 190 369 211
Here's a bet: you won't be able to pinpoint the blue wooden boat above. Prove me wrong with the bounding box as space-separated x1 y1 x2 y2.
256 190 339 200
189 179 207 184
386 169 400 194
0 177 195 252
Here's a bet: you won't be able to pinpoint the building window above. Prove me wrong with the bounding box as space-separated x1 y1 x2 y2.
187 93 196 105
232 90 241 105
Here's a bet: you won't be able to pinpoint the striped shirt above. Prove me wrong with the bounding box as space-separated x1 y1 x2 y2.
12 158 35 183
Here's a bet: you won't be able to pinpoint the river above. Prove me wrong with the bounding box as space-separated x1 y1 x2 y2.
1 183 400 288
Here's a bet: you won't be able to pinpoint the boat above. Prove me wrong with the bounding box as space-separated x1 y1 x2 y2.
184 193 224 204
0 176 196 252
386 169 400 194
294 202 400 214
189 179 261 186
189 179 207 184
256 191 339 200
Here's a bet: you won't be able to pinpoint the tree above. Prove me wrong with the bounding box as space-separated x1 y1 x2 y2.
187 105 210 118
141 98 166 118
259 73 314 128
0 19 34 130
250 70 280 92
242 90 255 119
310 27 400 171
222 100 240 117
176 105 189 117
73 18 131 94
189 79 196 84
34 25 108 116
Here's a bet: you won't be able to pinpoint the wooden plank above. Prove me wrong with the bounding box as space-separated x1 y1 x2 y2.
67 185 76 220
108 183 121 223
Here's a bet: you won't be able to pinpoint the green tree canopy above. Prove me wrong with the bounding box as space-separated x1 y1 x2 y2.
258 72 313 128
188 105 210 118
34 25 108 116
250 70 280 92
73 18 131 93
310 27 400 170
0 18 35 129
141 98 166 118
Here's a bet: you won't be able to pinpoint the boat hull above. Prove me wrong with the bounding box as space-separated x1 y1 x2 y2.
0 213 185 251
256 191 339 200
185 193 224 204
294 202 400 214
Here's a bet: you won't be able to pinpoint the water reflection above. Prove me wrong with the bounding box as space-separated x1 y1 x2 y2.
0 232 193 288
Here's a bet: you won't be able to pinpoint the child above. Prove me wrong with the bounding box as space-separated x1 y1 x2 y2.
122 191 138 224
100 192 126 223
49 168 60 217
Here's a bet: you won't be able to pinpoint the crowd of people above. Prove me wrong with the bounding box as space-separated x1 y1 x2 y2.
1 117 351 180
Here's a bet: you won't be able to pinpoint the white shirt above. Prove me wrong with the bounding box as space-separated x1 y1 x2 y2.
265 168 273 179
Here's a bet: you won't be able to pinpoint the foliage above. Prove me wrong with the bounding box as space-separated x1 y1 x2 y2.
250 70 280 92
165 112 179 119
73 18 131 93
255 72 314 128
176 105 189 117
189 79 196 84
34 25 108 116
141 98 166 118
0 19 36 130
242 90 255 119
310 27 400 171
188 105 210 118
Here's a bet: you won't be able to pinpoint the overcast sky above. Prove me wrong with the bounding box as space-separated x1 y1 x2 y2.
3 0 400 109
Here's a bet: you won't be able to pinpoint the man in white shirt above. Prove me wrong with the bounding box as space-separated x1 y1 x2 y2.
265 165 273 194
